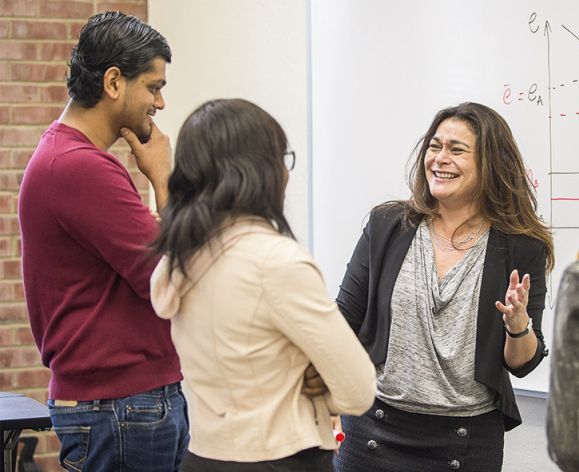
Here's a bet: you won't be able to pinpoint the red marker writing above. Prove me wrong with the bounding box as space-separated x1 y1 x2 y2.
333 429 346 442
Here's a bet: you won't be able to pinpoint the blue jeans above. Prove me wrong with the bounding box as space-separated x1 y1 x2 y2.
48 383 189 472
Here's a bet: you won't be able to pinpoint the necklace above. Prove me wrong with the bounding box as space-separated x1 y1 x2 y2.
428 218 484 252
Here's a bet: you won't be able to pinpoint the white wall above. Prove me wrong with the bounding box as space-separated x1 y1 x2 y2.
148 0 311 245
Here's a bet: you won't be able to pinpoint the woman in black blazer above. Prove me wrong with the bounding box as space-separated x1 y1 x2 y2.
335 102 554 472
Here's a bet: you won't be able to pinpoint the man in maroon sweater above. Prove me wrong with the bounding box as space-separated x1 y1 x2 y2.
18 12 189 471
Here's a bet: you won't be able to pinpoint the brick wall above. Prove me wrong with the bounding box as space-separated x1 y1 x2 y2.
0 1 149 470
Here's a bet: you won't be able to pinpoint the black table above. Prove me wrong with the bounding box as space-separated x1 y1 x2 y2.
0 393 52 472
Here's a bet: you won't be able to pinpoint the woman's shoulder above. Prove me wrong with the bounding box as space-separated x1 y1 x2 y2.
367 200 419 232
257 236 327 298
246 225 326 270
490 228 547 267
229 227 316 273
492 228 547 251
371 200 406 218
260 233 315 266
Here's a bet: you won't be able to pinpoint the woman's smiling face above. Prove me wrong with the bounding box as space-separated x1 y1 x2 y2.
424 118 479 211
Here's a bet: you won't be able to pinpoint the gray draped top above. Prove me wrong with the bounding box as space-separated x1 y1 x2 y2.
377 221 495 416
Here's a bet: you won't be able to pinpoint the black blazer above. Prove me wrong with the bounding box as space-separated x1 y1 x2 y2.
337 204 549 431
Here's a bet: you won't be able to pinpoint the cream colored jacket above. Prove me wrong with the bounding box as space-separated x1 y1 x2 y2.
150 218 376 462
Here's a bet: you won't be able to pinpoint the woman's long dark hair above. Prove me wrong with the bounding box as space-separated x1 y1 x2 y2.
153 98 294 276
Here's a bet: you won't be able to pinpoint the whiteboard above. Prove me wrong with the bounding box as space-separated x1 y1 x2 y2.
311 0 579 393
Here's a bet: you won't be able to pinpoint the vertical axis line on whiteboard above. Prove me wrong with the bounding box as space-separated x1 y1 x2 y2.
545 21 553 228
545 20 555 309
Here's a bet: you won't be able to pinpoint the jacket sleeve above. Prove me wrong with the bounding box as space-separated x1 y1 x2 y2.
335 211 374 334
51 149 160 301
507 240 549 378
263 242 376 416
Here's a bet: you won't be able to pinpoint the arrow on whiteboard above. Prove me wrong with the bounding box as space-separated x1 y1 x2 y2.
561 24 579 41
544 20 552 36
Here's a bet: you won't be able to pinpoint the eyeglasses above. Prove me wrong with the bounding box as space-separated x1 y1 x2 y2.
284 150 296 171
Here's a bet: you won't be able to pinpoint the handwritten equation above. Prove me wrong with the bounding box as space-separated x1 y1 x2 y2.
502 11 579 233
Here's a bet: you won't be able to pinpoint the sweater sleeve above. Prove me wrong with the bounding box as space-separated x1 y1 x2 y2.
50 149 160 301
506 239 549 377
263 241 376 416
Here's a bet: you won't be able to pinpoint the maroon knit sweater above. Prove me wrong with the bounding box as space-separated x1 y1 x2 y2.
19 122 182 400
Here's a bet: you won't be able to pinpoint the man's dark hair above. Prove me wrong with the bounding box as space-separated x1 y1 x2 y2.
67 11 171 108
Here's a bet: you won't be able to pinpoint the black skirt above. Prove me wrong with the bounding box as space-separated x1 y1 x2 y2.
335 398 504 472
180 447 334 472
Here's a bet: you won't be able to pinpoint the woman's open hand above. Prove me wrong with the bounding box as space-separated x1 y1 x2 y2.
495 269 531 333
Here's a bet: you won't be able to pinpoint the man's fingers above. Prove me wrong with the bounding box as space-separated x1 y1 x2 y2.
120 127 141 153
150 209 161 223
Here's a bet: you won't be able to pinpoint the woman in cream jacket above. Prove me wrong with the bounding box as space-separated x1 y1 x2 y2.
150 99 376 472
